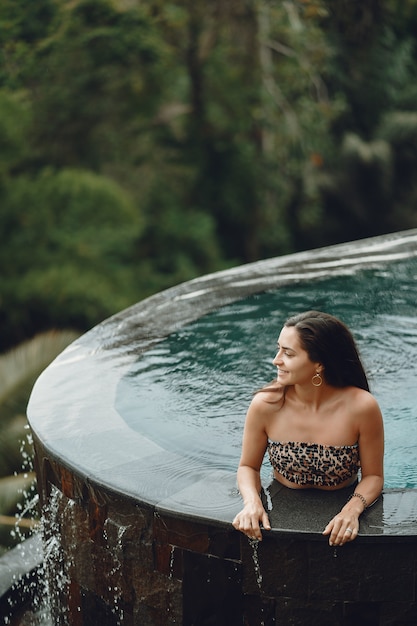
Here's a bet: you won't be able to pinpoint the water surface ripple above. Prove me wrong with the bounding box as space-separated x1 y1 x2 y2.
116 259 417 489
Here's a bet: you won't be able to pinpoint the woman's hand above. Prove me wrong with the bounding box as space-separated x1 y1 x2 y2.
322 510 360 546
232 501 271 541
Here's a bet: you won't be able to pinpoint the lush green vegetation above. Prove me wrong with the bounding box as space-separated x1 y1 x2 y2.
1 0 417 351
1 0 417 549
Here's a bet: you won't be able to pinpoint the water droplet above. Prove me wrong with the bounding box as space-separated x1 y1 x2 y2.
248 538 263 588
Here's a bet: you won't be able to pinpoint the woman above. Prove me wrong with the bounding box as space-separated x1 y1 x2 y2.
232 310 384 546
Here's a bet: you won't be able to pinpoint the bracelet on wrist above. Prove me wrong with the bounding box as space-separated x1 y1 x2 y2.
348 492 368 510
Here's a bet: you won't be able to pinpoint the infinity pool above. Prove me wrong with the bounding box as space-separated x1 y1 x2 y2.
116 258 417 489
25 231 417 624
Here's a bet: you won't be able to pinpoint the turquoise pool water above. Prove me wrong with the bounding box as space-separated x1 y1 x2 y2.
116 258 417 489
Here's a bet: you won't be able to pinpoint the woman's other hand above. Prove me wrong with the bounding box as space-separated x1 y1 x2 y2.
322 511 359 546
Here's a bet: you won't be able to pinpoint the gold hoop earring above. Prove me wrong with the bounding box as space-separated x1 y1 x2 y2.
312 372 323 387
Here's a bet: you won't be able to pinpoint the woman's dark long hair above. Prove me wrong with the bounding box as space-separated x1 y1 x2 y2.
284 310 369 391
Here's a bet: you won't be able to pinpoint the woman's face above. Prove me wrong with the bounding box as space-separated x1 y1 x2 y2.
273 325 320 386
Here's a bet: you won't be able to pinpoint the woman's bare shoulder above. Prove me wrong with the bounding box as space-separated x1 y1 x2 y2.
345 386 383 425
347 386 380 409
250 382 285 410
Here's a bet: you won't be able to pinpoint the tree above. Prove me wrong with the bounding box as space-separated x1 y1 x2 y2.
140 0 340 260
0 166 143 350
2 0 417 349
28 0 167 170
305 0 417 247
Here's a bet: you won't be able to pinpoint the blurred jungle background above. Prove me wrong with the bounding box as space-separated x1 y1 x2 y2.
1 0 417 551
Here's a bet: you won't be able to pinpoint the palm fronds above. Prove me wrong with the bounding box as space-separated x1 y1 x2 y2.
0 330 79 550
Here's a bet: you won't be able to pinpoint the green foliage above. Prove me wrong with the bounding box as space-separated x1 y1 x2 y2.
0 89 30 177
29 0 168 169
0 0 417 348
137 1 341 259
0 0 57 89
140 179 224 282
291 0 417 248
0 168 143 348
377 111 417 227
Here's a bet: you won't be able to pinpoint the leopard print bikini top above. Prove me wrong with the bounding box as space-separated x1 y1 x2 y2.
267 440 360 487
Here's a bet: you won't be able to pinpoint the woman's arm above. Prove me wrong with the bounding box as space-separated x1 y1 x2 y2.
232 394 274 541
323 392 384 546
